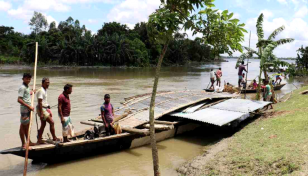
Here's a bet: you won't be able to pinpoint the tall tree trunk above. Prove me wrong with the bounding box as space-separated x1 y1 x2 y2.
149 41 169 176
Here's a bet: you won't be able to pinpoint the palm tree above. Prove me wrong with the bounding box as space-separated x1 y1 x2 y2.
236 13 294 99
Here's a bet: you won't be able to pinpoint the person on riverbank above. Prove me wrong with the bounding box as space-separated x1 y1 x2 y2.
37 78 59 144
264 80 273 110
252 80 258 89
18 73 36 149
238 61 247 88
209 69 216 90
216 68 222 87
58 84 74 143
272 80 276 87
101 94 115 136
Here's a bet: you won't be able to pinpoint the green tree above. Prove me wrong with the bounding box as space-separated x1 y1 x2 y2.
296 46 308 70
29 11 48 35
195 8 246 59
147 0 215 175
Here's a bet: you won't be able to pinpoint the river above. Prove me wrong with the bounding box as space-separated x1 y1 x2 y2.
0 59 302 176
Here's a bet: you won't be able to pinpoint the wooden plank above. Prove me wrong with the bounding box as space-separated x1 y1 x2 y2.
88 133 131 143
59 140 88 147
32 144 55 151
143 124 174 131
80 121 104 127
154 120 179 125
122 127 150 136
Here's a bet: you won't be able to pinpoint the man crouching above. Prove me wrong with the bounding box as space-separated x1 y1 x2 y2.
58 84 74 143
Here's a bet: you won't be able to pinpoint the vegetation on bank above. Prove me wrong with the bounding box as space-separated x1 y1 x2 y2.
179 86 308 176
0 4 246 67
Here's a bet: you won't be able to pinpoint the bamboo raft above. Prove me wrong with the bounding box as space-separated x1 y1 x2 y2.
1 91 236 163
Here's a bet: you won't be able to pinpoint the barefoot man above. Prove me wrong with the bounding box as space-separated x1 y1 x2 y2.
58 84 74 143
18 73 36 149
37 78 58 144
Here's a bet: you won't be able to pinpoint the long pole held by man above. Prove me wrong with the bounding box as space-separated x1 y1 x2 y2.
23 42 38 176
244 31 251 99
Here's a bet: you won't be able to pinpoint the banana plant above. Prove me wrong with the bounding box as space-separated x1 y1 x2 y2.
236 13 294 100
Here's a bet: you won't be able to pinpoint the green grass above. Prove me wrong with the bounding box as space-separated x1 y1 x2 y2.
200 86 308 176
0 55 22 64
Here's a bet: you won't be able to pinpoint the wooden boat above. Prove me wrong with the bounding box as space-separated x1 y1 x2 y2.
1 91 235 163
240 83 286 93
204 89 214 92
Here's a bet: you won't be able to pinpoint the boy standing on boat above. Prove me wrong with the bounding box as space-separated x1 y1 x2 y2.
18 73 36 149
101 94 115 136
216 68 222 87
58 84 74 143
238 61 247 88
37 78 59 144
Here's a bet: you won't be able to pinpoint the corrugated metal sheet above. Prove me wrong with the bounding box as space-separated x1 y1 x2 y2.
170 99 270 126
170 109 248 126
210 99 271 113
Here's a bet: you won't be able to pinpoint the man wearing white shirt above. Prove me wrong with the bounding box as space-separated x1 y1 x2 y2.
209 69 216 90
37 78 58 144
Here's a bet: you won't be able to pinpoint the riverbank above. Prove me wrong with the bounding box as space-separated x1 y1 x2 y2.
178 86 308 176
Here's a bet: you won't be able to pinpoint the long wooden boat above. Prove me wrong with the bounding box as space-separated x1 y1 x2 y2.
1 91 235 163
0 120 201 163
240 83 286 93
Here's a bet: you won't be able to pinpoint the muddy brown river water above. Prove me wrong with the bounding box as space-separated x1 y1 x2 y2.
0 59 302 176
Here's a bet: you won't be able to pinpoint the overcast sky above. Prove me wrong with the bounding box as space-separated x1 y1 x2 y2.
1 0 308 57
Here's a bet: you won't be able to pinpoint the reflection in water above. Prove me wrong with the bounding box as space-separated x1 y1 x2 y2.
0 59 302 176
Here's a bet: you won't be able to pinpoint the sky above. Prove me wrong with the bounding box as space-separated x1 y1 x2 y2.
1 0 308 57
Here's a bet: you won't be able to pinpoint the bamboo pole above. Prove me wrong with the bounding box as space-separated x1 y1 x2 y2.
23 42 38 176
244 31 251 99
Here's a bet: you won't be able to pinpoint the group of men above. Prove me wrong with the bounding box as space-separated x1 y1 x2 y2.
209 68 222 90
18 73 116 149
18 73 74 149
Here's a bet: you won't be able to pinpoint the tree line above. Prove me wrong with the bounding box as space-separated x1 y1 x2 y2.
0 8 246 67
0 15 211 66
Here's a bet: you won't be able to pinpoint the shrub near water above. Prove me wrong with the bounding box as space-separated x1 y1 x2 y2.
199 86 308 176
0 55 21 64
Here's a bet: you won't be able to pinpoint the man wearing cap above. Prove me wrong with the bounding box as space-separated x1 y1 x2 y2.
58 84 74 143
37 78 59 144
100 94 115 136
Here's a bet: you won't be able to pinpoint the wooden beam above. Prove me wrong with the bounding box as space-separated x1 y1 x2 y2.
154 120 178 125
122 127 150 136
80 121 104 127
143 124 174 131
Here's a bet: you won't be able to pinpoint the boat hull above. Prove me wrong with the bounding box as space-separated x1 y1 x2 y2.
1 123 200 163
240 84 286 93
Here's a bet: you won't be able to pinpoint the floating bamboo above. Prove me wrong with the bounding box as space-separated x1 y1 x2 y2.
23 42 38 176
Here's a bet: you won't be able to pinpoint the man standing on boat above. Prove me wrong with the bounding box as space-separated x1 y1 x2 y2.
101 94 115 136
58 84 74 143
18 73 36 149
238 61 247 88
209 69 216 90
37 78 59 144
216 68 222 87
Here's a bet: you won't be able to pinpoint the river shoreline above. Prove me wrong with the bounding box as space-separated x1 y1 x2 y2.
177 85 308 176
0 59 229 71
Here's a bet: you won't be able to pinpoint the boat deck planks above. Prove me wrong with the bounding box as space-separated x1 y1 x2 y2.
117 91 235 128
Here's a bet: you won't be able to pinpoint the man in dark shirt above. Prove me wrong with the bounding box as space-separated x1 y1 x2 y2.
238 61 247 88
58 84 74 143
101 94 115 136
